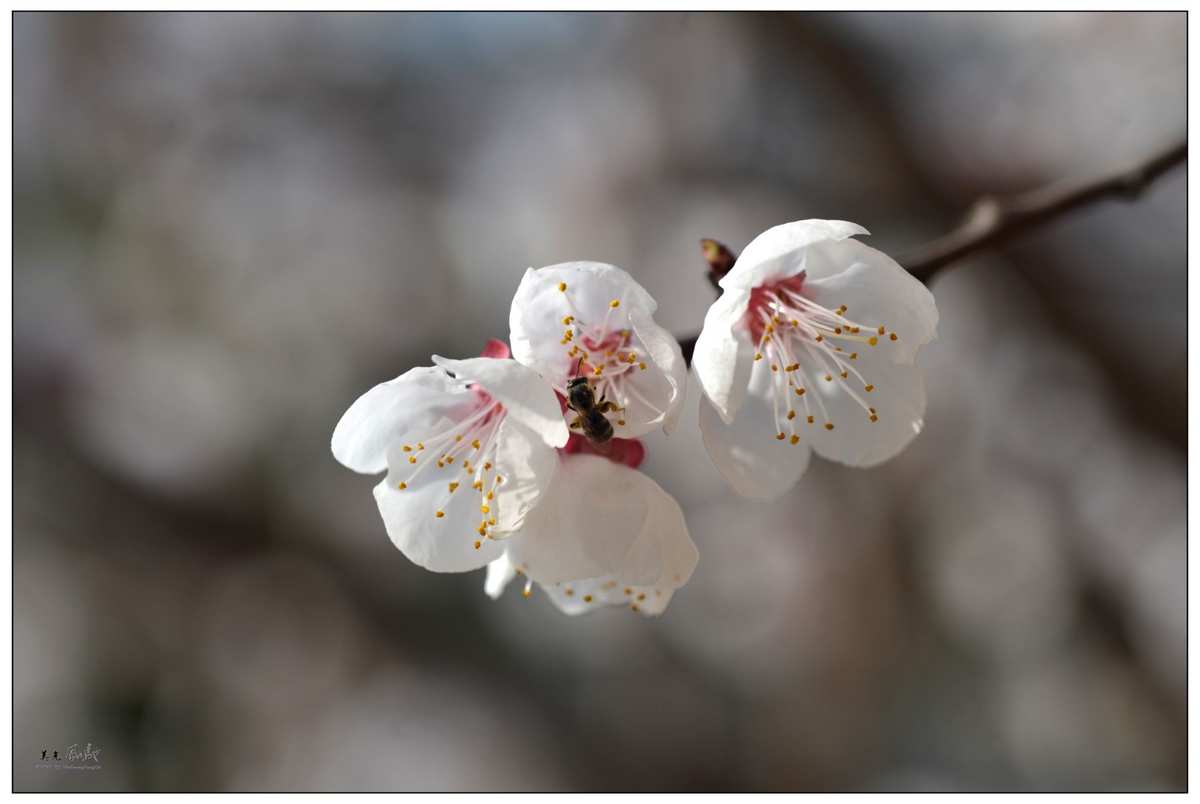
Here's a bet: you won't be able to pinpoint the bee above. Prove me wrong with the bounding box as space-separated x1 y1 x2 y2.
566 364 623 444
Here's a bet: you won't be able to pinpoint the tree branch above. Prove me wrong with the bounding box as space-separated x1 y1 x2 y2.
679 138 1186 365
902 138 1186 282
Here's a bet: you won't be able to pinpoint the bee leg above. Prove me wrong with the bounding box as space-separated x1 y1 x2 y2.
596 398 625 415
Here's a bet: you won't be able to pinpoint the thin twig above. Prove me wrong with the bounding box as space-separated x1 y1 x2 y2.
902 139 1186 282
679 138 1186 365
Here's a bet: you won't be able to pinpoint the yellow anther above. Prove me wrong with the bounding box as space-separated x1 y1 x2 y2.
824 374 833 382
437 460 445 468
771 364 779 372
446 456 455 464
435 510 445 519
480 504 490 514
835 327 843 335
868 336 878 346
474 540 482 550
617 419 626 426
496 475 505 484
864 384 875 392
795 388 806 397
471 439 481 449
478 523 487 536
486 491 494 500
522 586 532 599
397 481 407 490
484 462 492 470
637 593 646 601
754 353 763 361
455 435 463 442
565 588 575 596
402 445 412 452
890 333 898 341
824 422 835 431
593 366 603 376
765 323 775 334
850 326 860 334
473 481 483 491
850 352 858 360
815 334 824 342
562 315 574 325
869 414 879 423
609 299 621 308
583 595 593 603
776 432 786 441
807 415 815 424
878 325 886 335
630 604 640 613
790 434 800 445
790 319 800 327
488 517 496 526
624 587 632 595
408 455 418 464
840 371 849 379
787 410 796 420
418 442 425 450
448 482 459 492
558 282 567 292
562 329 574 341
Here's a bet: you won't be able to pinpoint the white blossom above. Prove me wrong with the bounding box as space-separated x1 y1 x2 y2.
509 261 687 439
484 453 698 617
692 220 938 499
332 346 569 572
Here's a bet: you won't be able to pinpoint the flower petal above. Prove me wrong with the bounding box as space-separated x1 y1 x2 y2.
489 417 561 534
533 469 696 617
801 347 927 468
431 355 569 448
628 310 687 433
484 553 517 599
505 454 697 595
720 219 869 290
699 383 813 501
803 239 938 365
692 287 755 423
373 472 505 573
331 366 464 475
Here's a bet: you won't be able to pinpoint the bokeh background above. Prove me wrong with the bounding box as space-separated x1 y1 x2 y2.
14 11 1186 792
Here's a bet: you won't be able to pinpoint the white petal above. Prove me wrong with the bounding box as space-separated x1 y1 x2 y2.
372 473 505 573
802 347 927 468
699 380 812 501
691 288 755 423
484 553 517 599
506 454 697 594
629 310 687 433
541 579 678 617
431 355 569 448
490 417 561 534
331 366 463 475
803 239 938 365
720 220 869 290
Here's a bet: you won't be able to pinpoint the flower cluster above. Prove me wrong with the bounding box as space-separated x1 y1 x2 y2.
333 221 937 619
333 263 695 617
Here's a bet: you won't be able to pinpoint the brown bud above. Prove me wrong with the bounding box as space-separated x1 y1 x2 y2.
700 238 737 283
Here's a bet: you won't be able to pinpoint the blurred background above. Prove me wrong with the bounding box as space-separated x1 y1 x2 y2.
13 11 1186 792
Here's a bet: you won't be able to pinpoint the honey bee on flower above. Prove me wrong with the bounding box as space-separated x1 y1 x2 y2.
508 262 687 443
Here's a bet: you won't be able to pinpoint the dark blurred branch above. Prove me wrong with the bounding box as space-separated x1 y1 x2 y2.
902 138 1187 282
679 138 1186 365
